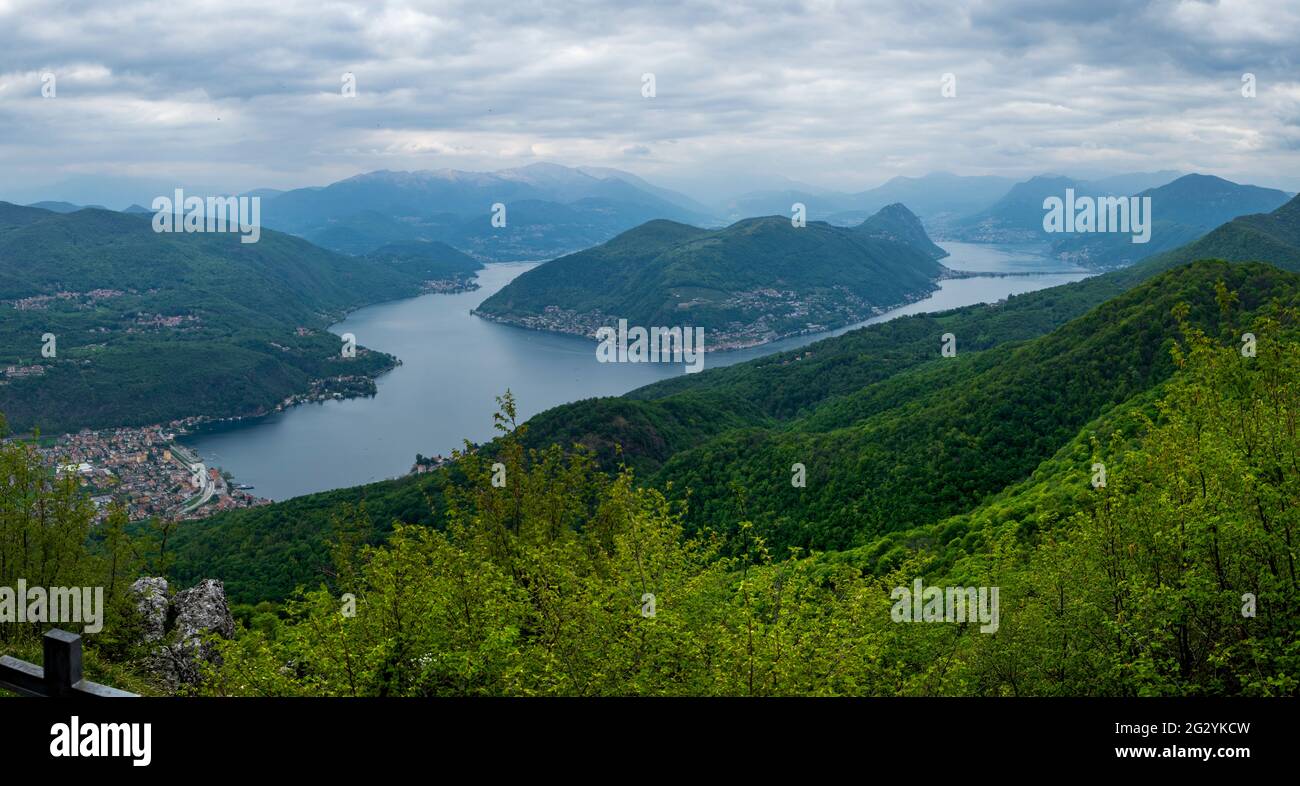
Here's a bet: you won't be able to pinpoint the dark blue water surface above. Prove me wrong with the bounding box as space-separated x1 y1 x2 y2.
182 242 1090 500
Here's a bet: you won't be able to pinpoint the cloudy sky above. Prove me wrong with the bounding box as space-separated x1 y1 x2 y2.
1 0 1298 206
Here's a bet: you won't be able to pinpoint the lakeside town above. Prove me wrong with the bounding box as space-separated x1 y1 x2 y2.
31 424 268 523
421 275 480 294
16 361 445 525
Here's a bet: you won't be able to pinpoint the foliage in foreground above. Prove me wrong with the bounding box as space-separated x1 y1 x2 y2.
205 314 1300 695
0 415 161 694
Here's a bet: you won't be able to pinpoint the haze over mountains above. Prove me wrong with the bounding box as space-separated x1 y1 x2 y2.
949 172 1293 252
254 163 717 258
17 165 1291 275
1049 174 1296 269
716 172 1019 227
469 169 1293 348
12 163 1296 440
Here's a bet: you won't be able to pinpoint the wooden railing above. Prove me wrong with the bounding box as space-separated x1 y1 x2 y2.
0 629 137 697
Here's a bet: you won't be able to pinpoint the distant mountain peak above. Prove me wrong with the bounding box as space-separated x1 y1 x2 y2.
1168 172 1230 185
873 202 918 217
855 203 948 259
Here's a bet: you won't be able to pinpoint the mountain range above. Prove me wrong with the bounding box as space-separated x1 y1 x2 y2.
949 173 1292 260
256 165 1284 274
1049 174 1295 269
717 172 1020 227
20 166 1291 277
256 163 717 258
9 166 1293 441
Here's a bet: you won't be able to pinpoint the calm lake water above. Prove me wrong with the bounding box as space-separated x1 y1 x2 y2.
181 241 1090 500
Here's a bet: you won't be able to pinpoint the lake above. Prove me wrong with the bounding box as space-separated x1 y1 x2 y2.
181 241 1090 500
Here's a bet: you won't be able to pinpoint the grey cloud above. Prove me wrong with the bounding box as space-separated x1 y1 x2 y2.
2 0 1299 205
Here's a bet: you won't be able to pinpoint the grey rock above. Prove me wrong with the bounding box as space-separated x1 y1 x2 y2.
171 578 236 646
130 577 169 643
131 577 235 690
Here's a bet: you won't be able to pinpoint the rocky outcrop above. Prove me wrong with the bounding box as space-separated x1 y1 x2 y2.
130 577 235 690
130 577 169 643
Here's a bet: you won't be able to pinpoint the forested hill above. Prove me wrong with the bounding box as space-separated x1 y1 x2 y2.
359 240 483 280
642 259 1294 552
853 202 949 259
166 194 1300 603
474 206 949 349
0 204 441 434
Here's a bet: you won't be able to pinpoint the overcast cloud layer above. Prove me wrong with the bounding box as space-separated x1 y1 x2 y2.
1 0 1298 206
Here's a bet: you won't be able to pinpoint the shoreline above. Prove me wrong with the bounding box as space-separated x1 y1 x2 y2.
137 250 1087 502
468 278 953 354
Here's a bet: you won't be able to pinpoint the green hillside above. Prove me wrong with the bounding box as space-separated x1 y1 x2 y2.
361 240 483 283
0 205 437 434
201 316 1300 696
644 261 1292 553
475 209 948 349
161 263 1281 601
